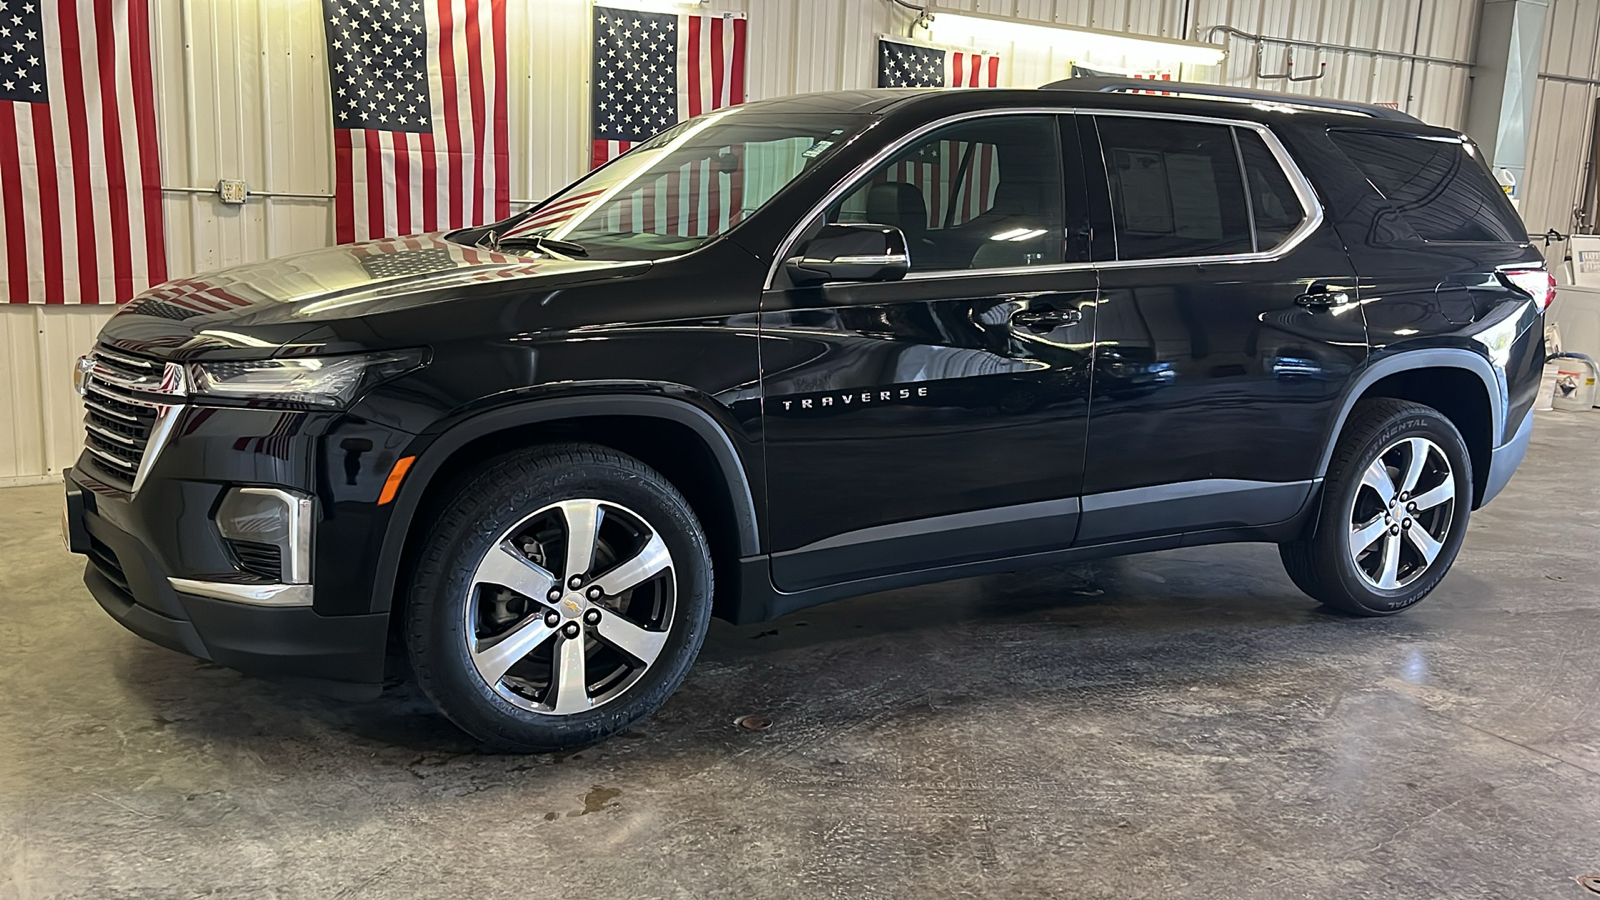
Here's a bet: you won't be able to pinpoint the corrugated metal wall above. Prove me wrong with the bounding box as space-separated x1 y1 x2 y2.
1523 0 1600 252
0 0 1587 483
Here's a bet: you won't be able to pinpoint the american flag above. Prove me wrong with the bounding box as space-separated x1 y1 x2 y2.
322 0 509 244
569 7 746 239
591 7 746 168
876 38 1000 89
0 0 166 305
1069 63 1174 94
871 39 1002 229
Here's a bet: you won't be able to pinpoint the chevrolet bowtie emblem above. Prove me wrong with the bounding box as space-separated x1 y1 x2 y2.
563 599 582 614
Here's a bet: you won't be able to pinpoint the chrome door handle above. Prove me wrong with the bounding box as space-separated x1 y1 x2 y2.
1296 288 1353 308
1010 306 1081 333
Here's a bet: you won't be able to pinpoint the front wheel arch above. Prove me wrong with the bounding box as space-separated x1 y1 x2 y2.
370 393 760 620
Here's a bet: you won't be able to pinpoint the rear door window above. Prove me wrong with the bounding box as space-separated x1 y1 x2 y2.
1329 131 1525 243
1237 130 1305 250
1095 118 1254 260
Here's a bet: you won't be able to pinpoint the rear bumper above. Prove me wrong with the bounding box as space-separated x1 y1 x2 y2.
67 469 388 698
1480 407 1533 507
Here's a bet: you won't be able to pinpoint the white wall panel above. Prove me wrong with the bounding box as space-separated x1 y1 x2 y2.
7 0 1598 481
1 305 116 485
1523 0 1600 247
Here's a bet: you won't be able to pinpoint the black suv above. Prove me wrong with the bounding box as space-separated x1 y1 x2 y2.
64 80 1548 751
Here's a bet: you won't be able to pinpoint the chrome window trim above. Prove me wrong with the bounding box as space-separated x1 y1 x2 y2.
764 106 1324 290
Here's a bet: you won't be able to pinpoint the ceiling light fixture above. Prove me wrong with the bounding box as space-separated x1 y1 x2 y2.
924 10 1227 69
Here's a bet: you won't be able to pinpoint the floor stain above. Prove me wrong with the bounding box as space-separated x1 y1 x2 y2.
566 785 620 818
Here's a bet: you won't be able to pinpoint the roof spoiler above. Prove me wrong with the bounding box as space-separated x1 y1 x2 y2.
1041 75 1425 124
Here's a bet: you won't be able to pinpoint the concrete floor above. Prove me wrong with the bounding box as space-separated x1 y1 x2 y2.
3 414 1600 900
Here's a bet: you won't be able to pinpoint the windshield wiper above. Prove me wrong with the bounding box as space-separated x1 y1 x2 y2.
490 234 589 259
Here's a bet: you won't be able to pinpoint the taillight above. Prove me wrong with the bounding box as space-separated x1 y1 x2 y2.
1501 267 1556 311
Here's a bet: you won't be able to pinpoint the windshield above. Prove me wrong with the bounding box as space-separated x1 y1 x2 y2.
499 110 872 260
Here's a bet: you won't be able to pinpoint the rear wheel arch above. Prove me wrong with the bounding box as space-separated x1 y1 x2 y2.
371 394 760 621
1319 350 1501 507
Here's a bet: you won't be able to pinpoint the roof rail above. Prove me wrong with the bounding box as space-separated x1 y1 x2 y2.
1041 75 1425 124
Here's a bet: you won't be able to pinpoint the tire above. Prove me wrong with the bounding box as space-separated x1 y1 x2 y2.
405 443 713 752
1279 398 1473 616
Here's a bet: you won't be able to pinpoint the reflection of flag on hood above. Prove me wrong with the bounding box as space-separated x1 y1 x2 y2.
877 38 1000 88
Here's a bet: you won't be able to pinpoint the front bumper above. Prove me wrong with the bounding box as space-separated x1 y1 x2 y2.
66 468 388 698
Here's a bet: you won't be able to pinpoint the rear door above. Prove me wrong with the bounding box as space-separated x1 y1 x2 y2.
760 113 1098 592
1077 114 1368 545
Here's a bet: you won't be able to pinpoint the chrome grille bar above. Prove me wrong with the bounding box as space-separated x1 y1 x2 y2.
84 443 138 471
83 398 139 422
79 346 186 493
85 420 140 446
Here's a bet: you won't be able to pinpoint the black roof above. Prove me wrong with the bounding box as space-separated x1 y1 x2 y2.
733 84 1452 138
1041 75 1425 123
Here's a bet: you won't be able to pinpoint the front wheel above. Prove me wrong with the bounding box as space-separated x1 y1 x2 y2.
405 444 713 752
1280 398 1473 616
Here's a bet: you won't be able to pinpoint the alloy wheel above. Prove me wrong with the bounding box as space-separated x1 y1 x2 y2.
463 499 676 715
1347 436 1456 591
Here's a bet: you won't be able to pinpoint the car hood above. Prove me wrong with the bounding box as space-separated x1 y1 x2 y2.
97 234 648 359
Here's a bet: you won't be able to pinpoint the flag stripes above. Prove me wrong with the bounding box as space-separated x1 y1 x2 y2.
948 51 1001 88
1 0 166 305
881 141 1001 230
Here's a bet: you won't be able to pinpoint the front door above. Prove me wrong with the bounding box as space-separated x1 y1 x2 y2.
1076 114 1369 545
760 114 1097 592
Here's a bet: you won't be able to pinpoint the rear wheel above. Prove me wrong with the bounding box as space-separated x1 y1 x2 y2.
405 444 713 752
1280 398 1473 616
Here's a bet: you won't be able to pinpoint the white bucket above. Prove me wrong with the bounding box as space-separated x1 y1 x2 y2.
1550 353 1599 411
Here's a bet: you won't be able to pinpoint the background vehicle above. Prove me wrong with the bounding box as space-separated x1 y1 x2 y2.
64 82 1547 751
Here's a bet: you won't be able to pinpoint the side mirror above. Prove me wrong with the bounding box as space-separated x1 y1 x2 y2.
784 224 910 287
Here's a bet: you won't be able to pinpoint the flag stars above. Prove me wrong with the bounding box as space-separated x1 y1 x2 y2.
324 0 432 133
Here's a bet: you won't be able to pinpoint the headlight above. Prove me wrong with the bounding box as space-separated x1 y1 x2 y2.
187 350 425 408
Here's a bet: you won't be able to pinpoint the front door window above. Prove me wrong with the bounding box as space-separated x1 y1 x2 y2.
828 116 1065 272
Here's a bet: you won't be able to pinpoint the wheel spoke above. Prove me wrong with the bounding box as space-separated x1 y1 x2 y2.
594 614 669 666
1405 521 1444 566
594 531 672 596
1410 480 1454 512
471 615 558 686
1377 532 1402 589
1361 457 1396 500
1349 514 1389 560
561 499 602 582
1399 437 1430 495
550 636 590 714
473 541 556 599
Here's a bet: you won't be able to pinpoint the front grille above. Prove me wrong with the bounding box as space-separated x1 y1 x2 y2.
227 539 283 580
81 347 173 491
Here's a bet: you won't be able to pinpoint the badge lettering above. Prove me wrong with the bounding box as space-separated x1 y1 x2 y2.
774 383 932 412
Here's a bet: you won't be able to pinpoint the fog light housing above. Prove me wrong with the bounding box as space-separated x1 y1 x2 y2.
215 487 313 583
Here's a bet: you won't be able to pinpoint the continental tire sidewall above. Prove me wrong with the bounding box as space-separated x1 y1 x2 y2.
407 447 713 751
1320 410 1473 614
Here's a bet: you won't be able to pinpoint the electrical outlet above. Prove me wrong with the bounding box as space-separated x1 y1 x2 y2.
217 179 249 205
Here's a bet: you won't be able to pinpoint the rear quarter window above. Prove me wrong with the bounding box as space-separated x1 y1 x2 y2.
1329 131 1526 243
